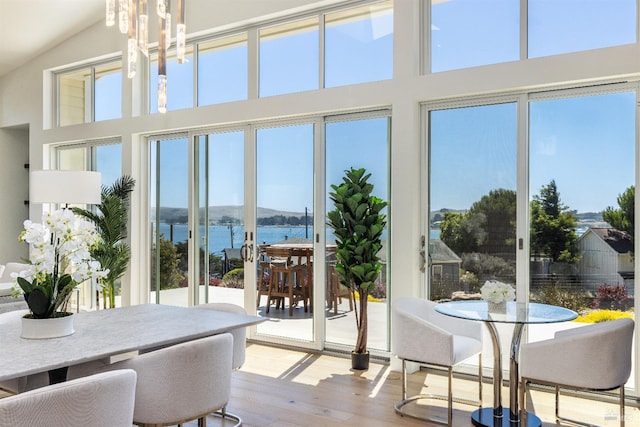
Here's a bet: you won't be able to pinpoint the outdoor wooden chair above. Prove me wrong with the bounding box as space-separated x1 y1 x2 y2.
327 262 353 315
265 246 306 316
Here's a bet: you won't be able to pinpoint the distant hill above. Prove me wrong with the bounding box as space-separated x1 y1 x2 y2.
151 206 306 223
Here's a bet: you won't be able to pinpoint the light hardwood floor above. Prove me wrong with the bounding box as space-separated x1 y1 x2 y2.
201 342 639 427
2 342 638 426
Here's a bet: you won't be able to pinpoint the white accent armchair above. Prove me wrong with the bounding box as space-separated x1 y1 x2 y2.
105 333 234 427
519 318 634 427
392 297 483 426
0 369 137 427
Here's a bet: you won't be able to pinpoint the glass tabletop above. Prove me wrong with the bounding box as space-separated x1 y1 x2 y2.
435 300 578 324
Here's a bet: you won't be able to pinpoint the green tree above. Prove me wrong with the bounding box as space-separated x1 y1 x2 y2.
439 189 516 257
603 186 634 244
151 237 184 290
530 180 580 263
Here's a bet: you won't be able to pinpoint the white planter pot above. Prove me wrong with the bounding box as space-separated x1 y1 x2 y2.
21 313 75 339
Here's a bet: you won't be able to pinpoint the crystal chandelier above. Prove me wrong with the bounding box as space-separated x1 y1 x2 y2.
106 0 186 113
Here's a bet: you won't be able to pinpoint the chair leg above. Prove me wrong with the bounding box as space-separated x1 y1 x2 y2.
620 386 625 427
394 358 481 427
210 405 242 427
478 353 482 408
446 366 453 426
519 378 528 424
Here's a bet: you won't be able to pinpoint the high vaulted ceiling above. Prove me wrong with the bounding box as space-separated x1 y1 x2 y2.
0 0 104 77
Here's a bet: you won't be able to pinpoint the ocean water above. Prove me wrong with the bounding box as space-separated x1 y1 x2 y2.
158 223 316 256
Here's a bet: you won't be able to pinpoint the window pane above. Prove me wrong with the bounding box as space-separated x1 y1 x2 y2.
429 103 517 300
259 18 319 97
431 0 519 73
255 124 314 342
95 61 122 121
150 137 189 305
529 93 635 325
58 147 86 170
528 0 636 58
325 116 390 351
198 34 248 106
150 46 194 113
94 143 122 187
325 1 393 87
58 69 90 126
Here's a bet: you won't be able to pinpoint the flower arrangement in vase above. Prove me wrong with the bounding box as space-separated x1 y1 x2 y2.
480 280 515 313
12 209 108 321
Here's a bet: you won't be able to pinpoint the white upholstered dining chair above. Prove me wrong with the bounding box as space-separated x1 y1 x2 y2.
104 332 235 427
0 309 49 393
194 302 247 426
0 369 137 427
519 318 634 427
392 297 483 426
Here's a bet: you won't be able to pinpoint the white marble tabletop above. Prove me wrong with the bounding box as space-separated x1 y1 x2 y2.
0 304 263 381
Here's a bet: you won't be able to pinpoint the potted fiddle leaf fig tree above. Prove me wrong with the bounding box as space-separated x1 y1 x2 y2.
73 176 135 309
328 167 387 370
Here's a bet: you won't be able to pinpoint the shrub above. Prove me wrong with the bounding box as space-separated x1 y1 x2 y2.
370 281 387 300
531 281 590 313
591 284 630 311
460 270 480 293
221 268 244 289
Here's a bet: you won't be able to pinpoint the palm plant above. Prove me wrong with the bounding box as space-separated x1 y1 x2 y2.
73 176 135 309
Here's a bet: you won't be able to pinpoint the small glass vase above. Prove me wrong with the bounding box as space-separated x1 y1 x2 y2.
487 301 507 314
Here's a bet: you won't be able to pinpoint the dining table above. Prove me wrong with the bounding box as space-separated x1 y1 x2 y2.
435 300 577 427
0 303 264 384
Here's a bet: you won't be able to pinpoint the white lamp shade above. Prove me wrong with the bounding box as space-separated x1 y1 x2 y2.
30 170 102 205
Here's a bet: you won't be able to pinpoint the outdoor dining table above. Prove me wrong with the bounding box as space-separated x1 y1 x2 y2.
435 300 577 427
0 303 264 384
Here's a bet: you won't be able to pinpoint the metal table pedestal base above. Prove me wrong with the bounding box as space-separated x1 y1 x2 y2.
471 408 541 427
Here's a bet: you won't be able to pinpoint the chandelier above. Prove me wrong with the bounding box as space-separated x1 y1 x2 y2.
106 0 186 113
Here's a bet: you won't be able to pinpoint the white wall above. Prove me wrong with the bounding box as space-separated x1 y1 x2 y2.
0 127 29 263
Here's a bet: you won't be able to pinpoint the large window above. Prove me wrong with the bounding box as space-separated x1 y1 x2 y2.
259 18 319 97
324 1 393 87
197 34 248 106
57 59 122 126
430 0 519 72
430 0 637 72
528 0 636 58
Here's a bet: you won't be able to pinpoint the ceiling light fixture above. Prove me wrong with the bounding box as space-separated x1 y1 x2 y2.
106 0 186 113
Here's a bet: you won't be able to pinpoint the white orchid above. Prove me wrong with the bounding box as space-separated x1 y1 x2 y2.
14 209 109 318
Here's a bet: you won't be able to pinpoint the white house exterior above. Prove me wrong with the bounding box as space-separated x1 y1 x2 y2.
577 227 634 289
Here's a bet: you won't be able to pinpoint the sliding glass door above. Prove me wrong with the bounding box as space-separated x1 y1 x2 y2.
325 115 391 352
426 87 637 390
254 123 315 342
147 113 392 353
194 131 246 306
428 102 518 300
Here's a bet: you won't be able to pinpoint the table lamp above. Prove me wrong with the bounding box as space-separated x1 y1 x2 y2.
29 170 102 206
